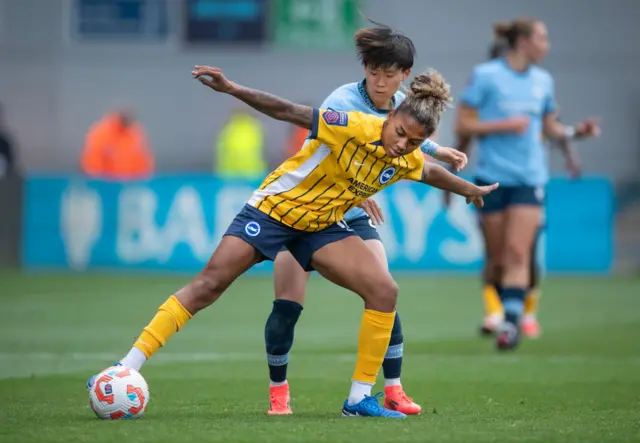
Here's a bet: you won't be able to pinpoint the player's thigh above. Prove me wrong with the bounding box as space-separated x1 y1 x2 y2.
178 204 297 312
364 239 388 269
349 216 388 269
273 248 310 305
503 205 542 266
310 236 398 312
177 235 262 312
480 211 507 266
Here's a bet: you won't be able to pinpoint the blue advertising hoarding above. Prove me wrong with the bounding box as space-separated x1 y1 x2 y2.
21 175 614 274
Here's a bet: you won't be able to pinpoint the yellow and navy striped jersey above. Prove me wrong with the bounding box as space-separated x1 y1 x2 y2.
247 109 425 231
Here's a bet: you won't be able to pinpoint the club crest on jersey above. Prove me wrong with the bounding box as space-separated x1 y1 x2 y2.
322 110 348 127
244 221 261 237
379 166 396 185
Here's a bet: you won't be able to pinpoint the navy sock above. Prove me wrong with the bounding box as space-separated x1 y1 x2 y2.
499 287 526 325
382 312 403 380
264 300 303 383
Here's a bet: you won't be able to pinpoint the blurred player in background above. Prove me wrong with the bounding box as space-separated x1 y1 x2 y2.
264 22 467 416
446 38 583 340
88 64 495 418
454 18 600 350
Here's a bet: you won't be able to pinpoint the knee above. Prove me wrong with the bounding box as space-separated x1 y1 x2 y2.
275 285 306 305
504 241 529 268
181 269 225 313
368 278 399 312
265 300 303 354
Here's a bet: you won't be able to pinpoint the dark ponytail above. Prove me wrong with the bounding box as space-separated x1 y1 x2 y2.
492 18 538 49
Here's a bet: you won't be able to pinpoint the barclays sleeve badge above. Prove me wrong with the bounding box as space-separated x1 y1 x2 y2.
322 110 348 127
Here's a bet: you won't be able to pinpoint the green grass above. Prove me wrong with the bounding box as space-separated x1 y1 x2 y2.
1 271 639 442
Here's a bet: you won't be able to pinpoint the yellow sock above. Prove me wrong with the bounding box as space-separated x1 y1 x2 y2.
483 284 503 317
524 289 540 317
352 309 395 384
133 295 193 359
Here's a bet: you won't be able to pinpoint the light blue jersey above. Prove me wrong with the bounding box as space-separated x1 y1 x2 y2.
313 80 439 222
461 58 557 186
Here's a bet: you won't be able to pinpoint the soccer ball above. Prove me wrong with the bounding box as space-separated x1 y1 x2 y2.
88 366 150 419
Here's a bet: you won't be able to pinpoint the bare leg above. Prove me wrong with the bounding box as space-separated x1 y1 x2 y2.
310 236 405 415
120 236 262 371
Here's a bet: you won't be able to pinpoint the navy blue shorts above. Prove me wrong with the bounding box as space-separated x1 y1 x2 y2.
346 215 381 242
224 205 356 271
475 178 544 214
277 215 381 256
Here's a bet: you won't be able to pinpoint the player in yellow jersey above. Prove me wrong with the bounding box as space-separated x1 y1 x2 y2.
87 65 498 418
263 23 467 417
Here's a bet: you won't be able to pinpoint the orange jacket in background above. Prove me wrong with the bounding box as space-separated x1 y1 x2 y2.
81 113 154 180
286 126 310 157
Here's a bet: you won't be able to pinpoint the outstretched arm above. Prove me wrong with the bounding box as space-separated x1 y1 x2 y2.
192 65 313 130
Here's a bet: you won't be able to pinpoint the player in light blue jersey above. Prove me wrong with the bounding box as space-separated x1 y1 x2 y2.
448 39 584 340
264 23 467 416
456 18 600 350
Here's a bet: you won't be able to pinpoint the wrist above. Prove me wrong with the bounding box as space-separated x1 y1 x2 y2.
227 81 241 95
462 182 477 198
564 125 577 140
423 139 440 156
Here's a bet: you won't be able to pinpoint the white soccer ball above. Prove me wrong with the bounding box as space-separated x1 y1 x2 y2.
88 366 150 420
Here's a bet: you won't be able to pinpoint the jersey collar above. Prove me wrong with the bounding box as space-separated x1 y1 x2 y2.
499 57 531 77
358 79 395 114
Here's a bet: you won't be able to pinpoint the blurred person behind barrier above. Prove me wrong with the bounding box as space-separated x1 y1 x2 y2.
81 108 155 180
215 108 266 178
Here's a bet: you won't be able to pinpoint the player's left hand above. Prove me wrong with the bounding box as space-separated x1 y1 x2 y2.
433 146 468 172
465 182 499 209
358 199 384 225
192 66 234 93
575 117 601 139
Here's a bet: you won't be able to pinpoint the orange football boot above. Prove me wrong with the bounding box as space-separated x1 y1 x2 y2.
522 316 541 339
268 383 292 415
383 385 422 415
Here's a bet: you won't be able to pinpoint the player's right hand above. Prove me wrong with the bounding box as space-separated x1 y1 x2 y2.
465 182 499 209
503 116 530 134
192 66 234 93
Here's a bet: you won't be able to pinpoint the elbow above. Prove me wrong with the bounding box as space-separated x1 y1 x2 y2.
421 163 444 184
455 120 472 138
